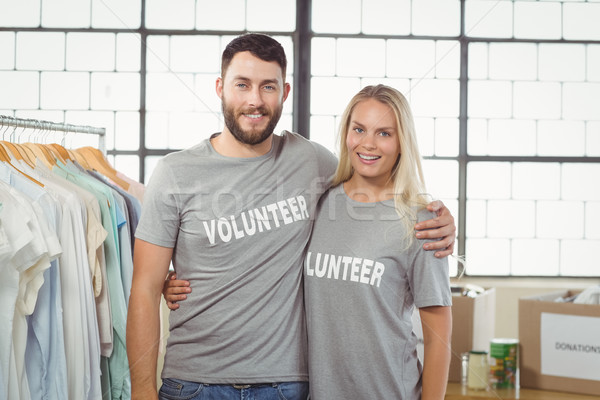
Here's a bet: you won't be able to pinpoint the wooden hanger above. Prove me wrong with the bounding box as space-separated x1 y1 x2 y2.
74 146 130 190
0 143 44 187
46 143 68 164
21 143 55 169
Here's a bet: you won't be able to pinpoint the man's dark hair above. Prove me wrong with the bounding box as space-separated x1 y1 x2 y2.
221 33 287 78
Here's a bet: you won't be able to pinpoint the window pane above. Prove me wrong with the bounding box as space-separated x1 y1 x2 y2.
514 2 561 39
310 116 337 155
586 202 600 239
487 119 537 156
0 71 39 109
91 0 141 29
146 36 170 72
145 0 195 29
409 79 459 118
362 0 410 35
465 0 512 38
66 33 115 71
513 82 561 119
562 164 600 201
310 77 361 115
196 0 245 30
511 239 560 276
539 44 586 82
563 3 600 41
563 83 600 120
512 163 560 200
467 162 511 199
466 238 511 275
42 0 91 28
434 118 459 157
588 45 600 82
337 39 385 77
537 201 584 239
170 36 220 73
468 80 512 118
311 38 336 76
588 122 600 156
537 120 585 156
145 112 169 149
560 240 600 276
91 72 140 110
435 41 460 79
412 0 460 37
116 33 141 72
312 0 361 34
115 111 139 151
247 0 295 32
468 43 488 79
422 160 458 199
146 73 196 111
0 33 15 70
41 72 90 109
416 118 434 157
488 43 537 81
16 32 65 71
387 40 436 79
487 200 535 238
0 0 40 27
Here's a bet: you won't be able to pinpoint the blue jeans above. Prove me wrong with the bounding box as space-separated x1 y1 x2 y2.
158 378 309 400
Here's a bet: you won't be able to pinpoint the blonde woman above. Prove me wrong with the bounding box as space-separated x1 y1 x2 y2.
304 85 452 399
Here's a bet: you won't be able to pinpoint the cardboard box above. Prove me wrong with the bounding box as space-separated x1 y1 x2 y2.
448 287 496 382
519 290 600 396
413 287 496 382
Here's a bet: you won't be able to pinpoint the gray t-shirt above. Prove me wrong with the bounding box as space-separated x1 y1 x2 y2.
135 131 337 384
304 185 451 399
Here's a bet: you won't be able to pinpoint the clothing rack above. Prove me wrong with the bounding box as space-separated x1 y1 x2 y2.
0 115 106 153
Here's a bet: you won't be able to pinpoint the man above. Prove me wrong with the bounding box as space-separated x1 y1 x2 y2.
127 33 455 400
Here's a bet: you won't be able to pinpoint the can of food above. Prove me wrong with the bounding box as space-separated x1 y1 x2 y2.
489 338 519 389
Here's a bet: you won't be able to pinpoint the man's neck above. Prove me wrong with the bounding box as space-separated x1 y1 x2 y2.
210 129 273 158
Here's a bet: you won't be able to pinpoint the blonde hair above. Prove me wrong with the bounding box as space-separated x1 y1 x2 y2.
332 84 429 243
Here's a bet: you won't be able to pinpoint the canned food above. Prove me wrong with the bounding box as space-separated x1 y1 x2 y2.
489 338 519 389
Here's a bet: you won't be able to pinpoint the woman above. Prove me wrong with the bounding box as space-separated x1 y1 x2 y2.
164 85 452 399
303 84 451 399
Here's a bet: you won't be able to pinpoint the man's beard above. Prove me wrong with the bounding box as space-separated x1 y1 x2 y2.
222 97 283 146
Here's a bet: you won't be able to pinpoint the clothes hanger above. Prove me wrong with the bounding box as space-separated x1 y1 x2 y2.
0 122 44 187
74 146 130 190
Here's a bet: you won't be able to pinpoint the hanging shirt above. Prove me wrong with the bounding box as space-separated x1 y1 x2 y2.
54 160 130 400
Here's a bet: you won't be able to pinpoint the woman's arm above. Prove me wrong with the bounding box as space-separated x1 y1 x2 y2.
419 305 453 400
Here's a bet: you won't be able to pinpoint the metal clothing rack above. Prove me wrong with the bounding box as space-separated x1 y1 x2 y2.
0 115 106 154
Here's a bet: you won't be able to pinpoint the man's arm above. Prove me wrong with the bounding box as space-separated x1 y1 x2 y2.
127 238 173 400
415 200 456 258
419 305 452 400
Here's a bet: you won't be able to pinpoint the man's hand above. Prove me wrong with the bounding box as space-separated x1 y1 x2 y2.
415 200 456 258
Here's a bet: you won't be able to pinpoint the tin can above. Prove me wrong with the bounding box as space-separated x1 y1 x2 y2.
489 338 519 389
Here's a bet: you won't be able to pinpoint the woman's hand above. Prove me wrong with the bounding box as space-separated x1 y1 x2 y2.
162 272 191 310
